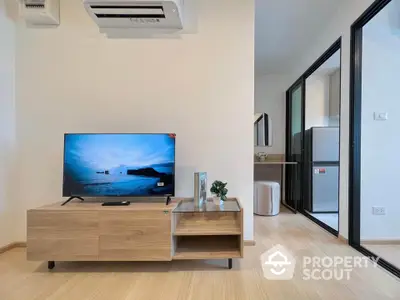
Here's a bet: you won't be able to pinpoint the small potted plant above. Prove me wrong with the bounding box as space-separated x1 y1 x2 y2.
210 180 228 205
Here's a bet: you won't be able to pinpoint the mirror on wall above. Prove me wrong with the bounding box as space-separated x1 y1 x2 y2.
254 113 272 146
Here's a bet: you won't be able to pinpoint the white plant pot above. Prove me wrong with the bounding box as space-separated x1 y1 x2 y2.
213 196 221 206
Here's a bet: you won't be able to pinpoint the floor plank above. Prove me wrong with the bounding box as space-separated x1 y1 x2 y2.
0 209 399 300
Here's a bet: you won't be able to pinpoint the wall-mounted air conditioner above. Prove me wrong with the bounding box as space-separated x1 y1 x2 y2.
83 0 184 37
20 0 60 26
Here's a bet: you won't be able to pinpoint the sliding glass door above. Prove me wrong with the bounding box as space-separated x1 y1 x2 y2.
301 39 341 236
350 0 400 278
285 80 304 212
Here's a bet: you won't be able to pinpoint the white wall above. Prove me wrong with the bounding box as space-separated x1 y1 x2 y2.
287 0 376 239
254 74 291 154
305 74 330 129
0 0 16 247
360 0 400 240
14 0 255 240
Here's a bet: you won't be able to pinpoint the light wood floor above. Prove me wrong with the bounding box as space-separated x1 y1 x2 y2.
363 244 400 270
1 209 399 300
307 211 338 231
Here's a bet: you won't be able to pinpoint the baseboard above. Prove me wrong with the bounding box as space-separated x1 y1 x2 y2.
0 242 26 254
361 239 400 245
244 240 256 246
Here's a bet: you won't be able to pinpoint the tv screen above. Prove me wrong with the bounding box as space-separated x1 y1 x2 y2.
63 133 175 197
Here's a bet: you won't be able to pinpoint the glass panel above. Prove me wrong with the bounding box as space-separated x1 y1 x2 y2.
302 45 341 234
359 0 400 270
291 86 302 155
291 86 302 212
285 84 303 212
305 50 341 130
174 198 240 213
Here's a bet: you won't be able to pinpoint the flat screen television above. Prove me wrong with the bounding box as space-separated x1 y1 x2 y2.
63 133 175 198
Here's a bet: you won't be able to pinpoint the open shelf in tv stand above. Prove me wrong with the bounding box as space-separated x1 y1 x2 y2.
172 199 243 267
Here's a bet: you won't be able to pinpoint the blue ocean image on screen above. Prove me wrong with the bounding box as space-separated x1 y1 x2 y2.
63 134 175 197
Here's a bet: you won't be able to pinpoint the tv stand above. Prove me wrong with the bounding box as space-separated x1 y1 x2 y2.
27 198 243 270
165 195 172 205
61 196 84 206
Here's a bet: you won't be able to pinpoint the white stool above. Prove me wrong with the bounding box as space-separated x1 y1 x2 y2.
254 181 281 216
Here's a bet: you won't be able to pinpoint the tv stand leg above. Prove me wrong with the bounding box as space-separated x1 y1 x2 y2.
228 258 232 269
48 261 55 270
61 196 84 206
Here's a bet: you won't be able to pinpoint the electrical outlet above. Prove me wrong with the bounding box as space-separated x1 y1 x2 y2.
374 112 388 120
372 206 386 215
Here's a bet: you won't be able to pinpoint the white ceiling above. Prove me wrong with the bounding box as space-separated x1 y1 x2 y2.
255 0 344 75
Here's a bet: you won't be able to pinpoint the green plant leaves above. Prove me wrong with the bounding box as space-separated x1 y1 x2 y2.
210 180 228 201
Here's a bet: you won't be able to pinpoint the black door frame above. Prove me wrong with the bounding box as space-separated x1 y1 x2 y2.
284 78 305 213
285 38 342 237
349 0 400 278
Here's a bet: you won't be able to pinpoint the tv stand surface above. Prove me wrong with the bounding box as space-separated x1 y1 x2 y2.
27 198 243 270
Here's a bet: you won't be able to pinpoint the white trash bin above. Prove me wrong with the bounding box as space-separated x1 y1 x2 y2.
254 181 280 216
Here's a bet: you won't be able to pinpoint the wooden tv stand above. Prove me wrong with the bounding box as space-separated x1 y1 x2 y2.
27 198 243 270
